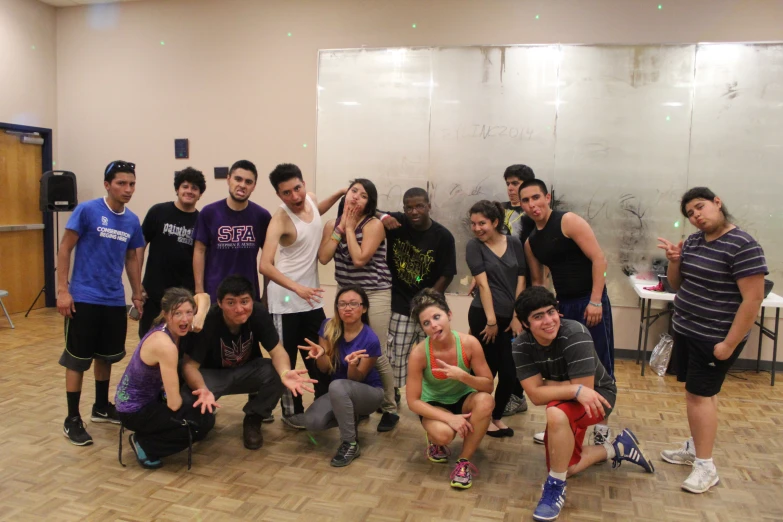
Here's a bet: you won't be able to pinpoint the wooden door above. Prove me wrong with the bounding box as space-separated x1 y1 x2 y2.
0 132 45 314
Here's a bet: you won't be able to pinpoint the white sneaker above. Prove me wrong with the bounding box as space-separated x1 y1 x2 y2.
533 431 545 445
661 437 696 465
592 424 612 446
681 461 719 493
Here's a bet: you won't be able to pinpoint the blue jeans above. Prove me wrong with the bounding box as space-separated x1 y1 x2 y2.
558 288 615 378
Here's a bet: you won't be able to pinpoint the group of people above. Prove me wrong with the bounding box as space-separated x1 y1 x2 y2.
55 159 767 521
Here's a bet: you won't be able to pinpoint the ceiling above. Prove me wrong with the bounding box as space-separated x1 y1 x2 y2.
38 0 140 7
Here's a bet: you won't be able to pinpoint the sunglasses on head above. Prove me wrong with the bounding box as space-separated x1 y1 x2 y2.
105 161 136 178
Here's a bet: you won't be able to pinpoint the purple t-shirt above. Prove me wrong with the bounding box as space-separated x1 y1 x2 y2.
194 199 271 302
319 319 383 388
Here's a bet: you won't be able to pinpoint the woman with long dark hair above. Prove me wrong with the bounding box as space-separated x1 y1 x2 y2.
116 288 214 469
319 178 399 432
658 187 767 493
289 285 384 467
465 200 526 437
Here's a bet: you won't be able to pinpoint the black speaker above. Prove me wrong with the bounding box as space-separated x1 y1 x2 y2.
40 170 78 212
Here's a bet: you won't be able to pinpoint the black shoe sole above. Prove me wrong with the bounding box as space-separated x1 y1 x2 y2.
486 428 514 438
330 446 361 467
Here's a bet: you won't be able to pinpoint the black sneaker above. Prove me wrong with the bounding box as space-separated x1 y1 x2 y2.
261 414 275 424
91 402 121 425
330 441 360 467
129 433 163 469
63 416 93 446
377 412 400 432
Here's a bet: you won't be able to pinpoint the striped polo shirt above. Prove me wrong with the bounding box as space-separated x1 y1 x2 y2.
673 228 768 343
334 215 392 291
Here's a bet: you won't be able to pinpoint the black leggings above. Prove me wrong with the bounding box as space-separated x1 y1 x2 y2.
468 307 518 420
119 399 214 461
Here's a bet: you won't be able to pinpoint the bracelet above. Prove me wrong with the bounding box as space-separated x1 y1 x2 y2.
331 231 342 242
588 301 602 307
486 322 497 327
575 384 583 399
281 370 290 380
379 213 390 221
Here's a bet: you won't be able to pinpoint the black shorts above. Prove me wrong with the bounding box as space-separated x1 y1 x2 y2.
674 332 745 397
419 392 473 422
59 302 127 372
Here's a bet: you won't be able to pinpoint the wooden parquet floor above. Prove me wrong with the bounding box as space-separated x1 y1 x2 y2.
0 309 782 521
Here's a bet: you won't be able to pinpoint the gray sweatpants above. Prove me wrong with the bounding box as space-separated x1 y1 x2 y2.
294 379 384 443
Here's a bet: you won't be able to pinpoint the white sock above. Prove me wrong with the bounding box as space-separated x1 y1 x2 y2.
694 457 715 470
603 441 616 461
549 470 567 482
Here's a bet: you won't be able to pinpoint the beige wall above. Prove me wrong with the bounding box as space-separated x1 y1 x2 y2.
53 0 783 362
0 0 57 128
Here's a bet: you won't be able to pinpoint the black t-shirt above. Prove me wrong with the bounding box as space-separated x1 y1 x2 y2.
141 202 198 299
386 213 457 316
527 210 594 299
186 303 280 370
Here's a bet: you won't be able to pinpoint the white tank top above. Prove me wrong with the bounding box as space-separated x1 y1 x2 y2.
267 194 323 314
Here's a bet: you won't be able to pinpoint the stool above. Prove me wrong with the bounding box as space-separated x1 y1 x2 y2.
0 290 14 329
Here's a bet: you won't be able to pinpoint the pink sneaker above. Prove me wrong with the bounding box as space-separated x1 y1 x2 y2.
426 438 451 463
450 459 478 489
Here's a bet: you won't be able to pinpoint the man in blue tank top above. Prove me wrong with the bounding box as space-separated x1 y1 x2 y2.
260 163 345 428
519 178 615 446
56 160 145 447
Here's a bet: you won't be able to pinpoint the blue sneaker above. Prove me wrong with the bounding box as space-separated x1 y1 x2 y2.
129 433 162 469
533 476 566 521
611 429 655 473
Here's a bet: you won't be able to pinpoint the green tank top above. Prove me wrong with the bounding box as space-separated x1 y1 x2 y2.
421 330 475 404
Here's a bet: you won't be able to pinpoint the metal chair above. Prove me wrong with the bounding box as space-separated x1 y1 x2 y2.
0 290 14 329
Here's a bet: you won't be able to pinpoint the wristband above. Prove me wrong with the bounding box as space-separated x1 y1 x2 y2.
588 301 602 308
331 231 342 242
379 213 390 221
575 384 583 399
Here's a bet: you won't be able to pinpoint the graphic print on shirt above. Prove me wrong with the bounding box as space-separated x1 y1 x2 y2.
220 332 254 367
392 239 435 286
216 225 257 250
162 222 195 245
97 215 133 243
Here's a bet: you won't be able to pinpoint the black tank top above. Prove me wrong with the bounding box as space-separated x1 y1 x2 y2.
527 210 594 299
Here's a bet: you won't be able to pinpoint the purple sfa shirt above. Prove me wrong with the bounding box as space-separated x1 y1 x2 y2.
194 199 271 302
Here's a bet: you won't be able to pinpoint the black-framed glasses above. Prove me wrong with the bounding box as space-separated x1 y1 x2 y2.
105 161 136 178
337 301 363 310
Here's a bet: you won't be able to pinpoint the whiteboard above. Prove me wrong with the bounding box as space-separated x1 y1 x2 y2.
316 44 783 305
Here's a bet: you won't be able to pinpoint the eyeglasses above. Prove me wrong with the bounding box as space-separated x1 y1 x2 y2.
337 301 363 310
105 161 136 178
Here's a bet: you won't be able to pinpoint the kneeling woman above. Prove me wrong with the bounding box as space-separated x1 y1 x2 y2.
116 288 215 469
289 285 384 467
407 289 495 490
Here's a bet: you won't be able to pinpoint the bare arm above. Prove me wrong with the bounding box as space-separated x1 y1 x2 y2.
318 219 340 265
314 189 346 216
191 292 211 332
562 213 607 303
719 273 765 354
474 272 496 326
181 354 208 391
524 239 545 286
141 335 182 411
346 353 377 382
193 240 207 294
345 218 385 267
522 373 610 419
314 336 333 374
657 237 684 291
125 248 144 316
56 230 79 318
432 275 454 294
136 245 147 289
453 335 494 393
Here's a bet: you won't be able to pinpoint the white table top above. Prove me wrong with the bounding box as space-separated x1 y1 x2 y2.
628 274 783 309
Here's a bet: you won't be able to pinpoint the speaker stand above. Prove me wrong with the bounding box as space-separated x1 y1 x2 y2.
26 212 60 317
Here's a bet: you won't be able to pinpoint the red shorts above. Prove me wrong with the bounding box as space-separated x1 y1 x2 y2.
544 400 605 470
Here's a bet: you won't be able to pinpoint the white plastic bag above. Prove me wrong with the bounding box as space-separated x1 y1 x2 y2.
649 333 673 377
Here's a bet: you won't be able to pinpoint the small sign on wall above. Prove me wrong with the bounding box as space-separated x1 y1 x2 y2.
175 139 189 159
214 167 229 179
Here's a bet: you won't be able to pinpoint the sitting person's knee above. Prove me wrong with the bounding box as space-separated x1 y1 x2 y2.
545 403 570 426
469 392 494 417
428 424 455 446
328 379 350 395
